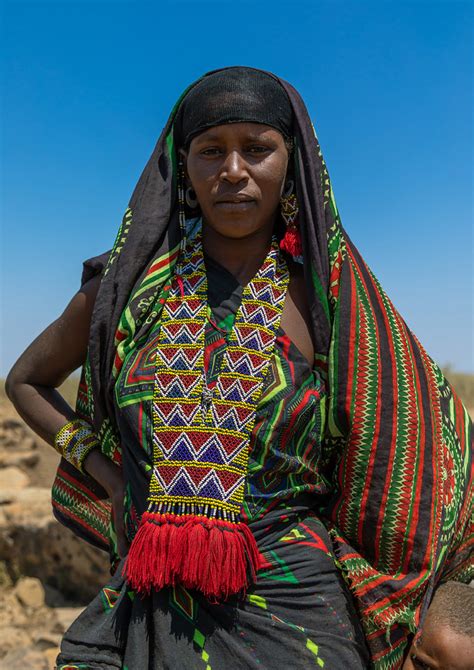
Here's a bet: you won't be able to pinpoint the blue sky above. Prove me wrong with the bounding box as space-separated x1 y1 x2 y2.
2 0 473 375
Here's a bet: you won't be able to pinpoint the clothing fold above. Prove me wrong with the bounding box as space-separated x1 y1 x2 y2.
57 504 370 670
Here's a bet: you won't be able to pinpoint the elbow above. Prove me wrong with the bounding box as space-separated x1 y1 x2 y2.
5 364 21 404
5 370 16 403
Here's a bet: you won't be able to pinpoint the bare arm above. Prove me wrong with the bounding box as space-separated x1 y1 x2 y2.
6 276 128 556
5 275 101 443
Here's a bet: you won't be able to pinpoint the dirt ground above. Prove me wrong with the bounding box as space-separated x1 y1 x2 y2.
0 378 109 669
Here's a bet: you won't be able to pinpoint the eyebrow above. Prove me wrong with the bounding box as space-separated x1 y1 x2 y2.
192 131 274 144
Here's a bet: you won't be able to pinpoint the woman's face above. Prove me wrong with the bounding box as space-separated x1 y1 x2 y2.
181 122 290 241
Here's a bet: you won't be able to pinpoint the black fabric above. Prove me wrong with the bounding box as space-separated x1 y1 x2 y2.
57 506 369 669
173 66 294 149
204 252 242 311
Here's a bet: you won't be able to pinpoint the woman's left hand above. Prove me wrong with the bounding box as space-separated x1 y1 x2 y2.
83 448 130 558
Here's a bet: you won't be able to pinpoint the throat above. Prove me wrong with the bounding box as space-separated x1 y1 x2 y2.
202 224 273 285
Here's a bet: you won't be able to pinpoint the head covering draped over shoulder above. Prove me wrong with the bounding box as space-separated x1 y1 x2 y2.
51 67 473 670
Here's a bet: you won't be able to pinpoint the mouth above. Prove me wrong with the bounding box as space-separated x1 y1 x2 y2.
214 194 256 209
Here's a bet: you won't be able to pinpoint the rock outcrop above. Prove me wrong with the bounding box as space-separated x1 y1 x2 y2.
0 576 83 669
0 393 110 667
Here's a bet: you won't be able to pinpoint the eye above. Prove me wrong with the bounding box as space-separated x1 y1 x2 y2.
200 147 222 156
246 145 271 154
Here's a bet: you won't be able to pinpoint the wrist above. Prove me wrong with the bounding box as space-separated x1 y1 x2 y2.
82 448 122 496
54 418 100 474
81 446 102 475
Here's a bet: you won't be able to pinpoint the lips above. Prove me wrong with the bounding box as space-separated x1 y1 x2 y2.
214 200 256 212
214 194 255 204
214 195 256 212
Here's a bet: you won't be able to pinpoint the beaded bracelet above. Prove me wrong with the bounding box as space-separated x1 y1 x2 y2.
54 419 100 474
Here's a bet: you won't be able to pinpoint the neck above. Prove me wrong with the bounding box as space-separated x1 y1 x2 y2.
202 223 274 285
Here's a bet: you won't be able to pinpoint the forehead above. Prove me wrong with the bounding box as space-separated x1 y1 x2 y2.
417 622 474 669
190 122 284 145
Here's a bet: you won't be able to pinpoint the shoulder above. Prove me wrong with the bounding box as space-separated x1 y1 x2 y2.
281 259 314 365
287 260 310 321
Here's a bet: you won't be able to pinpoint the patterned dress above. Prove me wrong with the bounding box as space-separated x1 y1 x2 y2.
57 256 369 669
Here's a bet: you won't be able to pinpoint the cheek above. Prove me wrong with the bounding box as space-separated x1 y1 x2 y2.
258 161 287 197
186 159 213 191
259 180 285 214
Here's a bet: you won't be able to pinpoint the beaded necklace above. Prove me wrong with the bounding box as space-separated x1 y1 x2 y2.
125 231 289 599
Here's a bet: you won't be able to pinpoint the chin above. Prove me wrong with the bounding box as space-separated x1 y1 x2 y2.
203 216 263 240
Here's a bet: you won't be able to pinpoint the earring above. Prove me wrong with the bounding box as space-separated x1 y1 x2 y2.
175 161 187 296
280 181 303 259
283 179 294 198
177 160 186 235
185 186 198 209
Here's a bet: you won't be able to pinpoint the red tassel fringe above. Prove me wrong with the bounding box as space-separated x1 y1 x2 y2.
280 227 303 258
124 512 263 600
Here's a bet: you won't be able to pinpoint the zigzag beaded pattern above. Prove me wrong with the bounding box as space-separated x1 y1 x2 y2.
150 235 289 520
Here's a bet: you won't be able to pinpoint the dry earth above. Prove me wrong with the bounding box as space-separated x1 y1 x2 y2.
0 379 110 669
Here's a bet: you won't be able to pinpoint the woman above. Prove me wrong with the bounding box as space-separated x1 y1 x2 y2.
6 67 472 669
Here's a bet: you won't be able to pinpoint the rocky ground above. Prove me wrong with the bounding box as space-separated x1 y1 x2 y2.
0 383 110 669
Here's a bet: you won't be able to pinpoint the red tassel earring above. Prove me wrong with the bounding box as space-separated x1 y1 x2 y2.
279 180 303 260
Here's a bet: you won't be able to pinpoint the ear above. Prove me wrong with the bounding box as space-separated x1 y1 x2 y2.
284 137 294 155
282 158 295 197
282 148 296 196
178 148 189 178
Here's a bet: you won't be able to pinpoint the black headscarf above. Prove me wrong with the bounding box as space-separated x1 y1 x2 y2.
173 66 294 148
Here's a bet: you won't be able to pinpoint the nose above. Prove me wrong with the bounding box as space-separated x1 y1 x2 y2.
219 150 248 184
